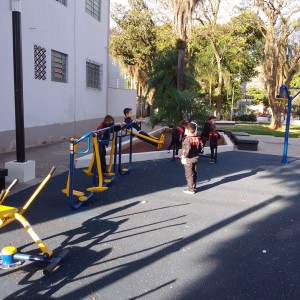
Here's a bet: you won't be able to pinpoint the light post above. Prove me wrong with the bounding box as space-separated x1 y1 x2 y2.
231 84 235 121
5 0 35 182
12 0 25 162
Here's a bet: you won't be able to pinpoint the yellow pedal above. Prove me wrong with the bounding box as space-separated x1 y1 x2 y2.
122 168 128 172
86 187 108 193
105 172 115 177
78 195 88 201
104 179 111 183
83 169 93 176
62 189 85 197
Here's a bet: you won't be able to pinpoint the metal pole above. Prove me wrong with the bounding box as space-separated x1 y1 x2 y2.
231 85 234 121
12 0 26 162
281 85 292 164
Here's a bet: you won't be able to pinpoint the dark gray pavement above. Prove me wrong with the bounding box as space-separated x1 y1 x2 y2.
1 136 300 299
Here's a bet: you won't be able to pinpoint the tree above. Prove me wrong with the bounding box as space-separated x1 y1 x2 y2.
249 0 300 129
167 1 200 90
191 9 262 117
110 0 157 116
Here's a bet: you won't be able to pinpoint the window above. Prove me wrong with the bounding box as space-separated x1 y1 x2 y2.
51 50 68 83
86 60 103 90
34 45 46 80
56 0 67 5
85 0 101 21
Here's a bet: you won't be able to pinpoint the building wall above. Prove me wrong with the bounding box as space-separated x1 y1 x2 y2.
0 0 110 152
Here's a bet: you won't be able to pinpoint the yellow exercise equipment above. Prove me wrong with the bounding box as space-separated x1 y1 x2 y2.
0 167 68 275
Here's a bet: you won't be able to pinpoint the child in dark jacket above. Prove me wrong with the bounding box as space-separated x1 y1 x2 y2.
97 115 121 173
181 122 200 194
123 108 163 147
208 124 221 163
200 116 216 150
167 120 187 158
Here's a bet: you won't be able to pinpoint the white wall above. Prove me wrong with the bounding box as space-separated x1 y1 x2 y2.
0 0 110 151
108 87 136 120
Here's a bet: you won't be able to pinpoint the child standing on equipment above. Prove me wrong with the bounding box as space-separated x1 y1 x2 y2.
181 122 200 194
97 115 121 173
123 108 164 147
167 120 187 158
208 124 221 163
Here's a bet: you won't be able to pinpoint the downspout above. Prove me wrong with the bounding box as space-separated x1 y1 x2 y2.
105 0 110 115
73 1 77 136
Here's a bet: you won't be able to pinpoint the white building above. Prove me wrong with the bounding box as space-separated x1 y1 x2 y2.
0 0 136 153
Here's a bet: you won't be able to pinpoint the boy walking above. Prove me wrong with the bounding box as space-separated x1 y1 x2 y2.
167 120 187 158
181 123 200 194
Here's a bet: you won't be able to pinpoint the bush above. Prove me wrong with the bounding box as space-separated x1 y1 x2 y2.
233 114 257 122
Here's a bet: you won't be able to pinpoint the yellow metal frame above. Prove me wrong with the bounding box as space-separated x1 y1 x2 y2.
274 97 288 107
83 132 116 177
62 143 85 199
0 169 55 256
86 134 108 193
124 129 165 150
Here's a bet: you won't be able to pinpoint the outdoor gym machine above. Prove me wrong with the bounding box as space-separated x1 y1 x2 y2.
62 125 120 210
277 85 300 164
0 167 68 275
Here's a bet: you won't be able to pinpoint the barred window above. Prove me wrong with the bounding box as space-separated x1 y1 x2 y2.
85 0 101 21
56 0 67 5
51 50 68 83
86 60 103 90
34 45 46 80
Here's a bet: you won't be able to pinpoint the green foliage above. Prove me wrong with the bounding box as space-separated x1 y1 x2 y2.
233 113 257 122
110 0 156 73
246 87 268 106
149 87 209 127
291 71 300 88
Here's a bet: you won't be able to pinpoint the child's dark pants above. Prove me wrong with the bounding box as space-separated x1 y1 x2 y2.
184 161 198 191
210 145 217 161
168 139 180 155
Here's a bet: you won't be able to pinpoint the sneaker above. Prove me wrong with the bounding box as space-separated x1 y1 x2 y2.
209 159 215 164
167 150 170 153
183 189 195 195
174 155 180 159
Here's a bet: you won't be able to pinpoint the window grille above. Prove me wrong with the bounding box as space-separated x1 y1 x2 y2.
85 0 101 21
86 60 103 90
34 45 46 80
51 50 67 83
56 0 67 5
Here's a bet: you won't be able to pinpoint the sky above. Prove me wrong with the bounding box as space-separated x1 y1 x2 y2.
110 0 245 25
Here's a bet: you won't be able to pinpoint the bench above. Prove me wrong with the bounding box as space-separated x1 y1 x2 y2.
235 136 259 151
0 168 8 191
231 132 250 144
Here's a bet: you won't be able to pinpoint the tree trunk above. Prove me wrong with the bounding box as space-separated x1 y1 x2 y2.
177 49 185 91
216 63 223 119
268 85 283 129
270 105 283 129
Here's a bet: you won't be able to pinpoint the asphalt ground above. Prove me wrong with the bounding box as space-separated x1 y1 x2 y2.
1 148 300 299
